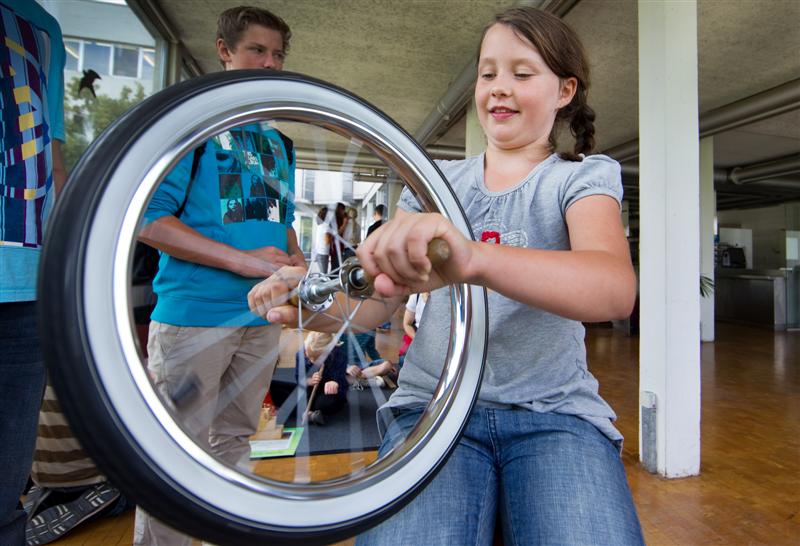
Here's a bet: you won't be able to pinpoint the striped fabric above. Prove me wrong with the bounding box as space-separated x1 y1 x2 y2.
0 2 55 249
31 385 106 488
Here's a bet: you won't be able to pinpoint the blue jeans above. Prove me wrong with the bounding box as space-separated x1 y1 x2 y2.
344 332 381 365
357 407 644 546
0 302 46 545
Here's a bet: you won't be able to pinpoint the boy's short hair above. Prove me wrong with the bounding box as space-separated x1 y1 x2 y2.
375 204 386 217
217 5 292 61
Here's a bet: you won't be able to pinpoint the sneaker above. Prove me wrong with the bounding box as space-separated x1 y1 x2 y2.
25 482 120 545
306 410 325 426
23 485 52 522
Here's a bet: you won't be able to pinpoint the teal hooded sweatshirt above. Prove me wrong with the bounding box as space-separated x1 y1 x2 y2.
143 124 295 327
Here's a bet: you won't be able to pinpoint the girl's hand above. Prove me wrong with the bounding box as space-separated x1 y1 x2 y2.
356 209 475 298
324 381 339 395
309 372 321 386
247 265 307 324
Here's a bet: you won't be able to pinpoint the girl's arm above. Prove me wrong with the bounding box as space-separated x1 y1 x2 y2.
472 195 636 321
357 201 635 323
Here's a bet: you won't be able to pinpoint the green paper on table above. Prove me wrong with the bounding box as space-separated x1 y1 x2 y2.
250 427 304 459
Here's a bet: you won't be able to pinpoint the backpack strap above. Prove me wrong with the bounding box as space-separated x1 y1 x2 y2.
278 132 294 166
175 142 206 218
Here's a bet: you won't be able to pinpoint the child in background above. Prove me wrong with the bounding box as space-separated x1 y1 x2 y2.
270 332 349 425
398 292 428 359
249 6 643 544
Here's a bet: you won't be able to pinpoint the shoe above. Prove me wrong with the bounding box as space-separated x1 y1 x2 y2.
364 376 385 388
25 482 120 545
306 410 325 425
23 485 52 522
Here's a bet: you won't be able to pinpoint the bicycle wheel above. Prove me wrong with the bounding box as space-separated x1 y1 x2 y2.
39 70 487 545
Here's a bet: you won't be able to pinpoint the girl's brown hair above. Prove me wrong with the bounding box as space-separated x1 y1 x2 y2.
479 7 595 161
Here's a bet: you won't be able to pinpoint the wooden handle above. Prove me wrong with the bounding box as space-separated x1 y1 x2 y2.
361 237 451 284
426 237 451 266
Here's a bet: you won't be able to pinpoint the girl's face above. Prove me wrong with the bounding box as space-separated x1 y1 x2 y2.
475 23 575 152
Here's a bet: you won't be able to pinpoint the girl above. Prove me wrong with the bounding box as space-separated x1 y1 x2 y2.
249 7 643 545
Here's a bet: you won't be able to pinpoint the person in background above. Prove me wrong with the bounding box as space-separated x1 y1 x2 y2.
312 205 335 273
342 206 361 260
330 202 348 271
134 6 302 545
398 292 428 361
270 332 349 425
366 203 386 238
0 2 67 544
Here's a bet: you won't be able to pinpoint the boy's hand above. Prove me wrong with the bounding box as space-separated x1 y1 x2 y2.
289 253 307 267
247 265 306 323
324 381 339 395
240 246 293 278
356 209 475 297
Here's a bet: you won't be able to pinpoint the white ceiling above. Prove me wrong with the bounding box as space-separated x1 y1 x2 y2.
150 0 800 212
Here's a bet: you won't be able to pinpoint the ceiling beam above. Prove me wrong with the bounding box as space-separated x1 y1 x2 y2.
605 78 800 161
621 151 800 189
730 154 800 184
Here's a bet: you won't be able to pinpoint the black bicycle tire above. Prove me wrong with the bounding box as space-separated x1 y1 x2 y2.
39 69 487 545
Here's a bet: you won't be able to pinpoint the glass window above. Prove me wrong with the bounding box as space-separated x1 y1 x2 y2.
83 41 111 75
42 1 165 170
302 171 315 202
342 173 353 203
300 217 313 255
64 39 80 71
113 45 139 78
140 48 155 81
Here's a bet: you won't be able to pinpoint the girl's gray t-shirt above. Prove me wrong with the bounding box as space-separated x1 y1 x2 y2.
384 152 625 443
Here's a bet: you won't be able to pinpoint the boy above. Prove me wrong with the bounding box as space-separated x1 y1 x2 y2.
134 6 301 546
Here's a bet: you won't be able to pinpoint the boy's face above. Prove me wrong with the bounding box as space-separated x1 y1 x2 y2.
217 24 286 71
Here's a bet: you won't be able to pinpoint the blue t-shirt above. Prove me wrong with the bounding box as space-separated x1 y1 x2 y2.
144 124 295 327
0 0 65 302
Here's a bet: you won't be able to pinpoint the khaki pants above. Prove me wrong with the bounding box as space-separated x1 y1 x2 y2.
134 321 281 546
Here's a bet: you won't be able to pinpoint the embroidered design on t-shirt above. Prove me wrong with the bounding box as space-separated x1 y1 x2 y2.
473 216 528 248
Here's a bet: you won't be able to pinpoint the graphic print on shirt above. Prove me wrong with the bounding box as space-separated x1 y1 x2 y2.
472 214 528 248
0 6 53 248
215 126 288 225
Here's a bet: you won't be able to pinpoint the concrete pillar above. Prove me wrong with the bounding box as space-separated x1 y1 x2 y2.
638 0 701 478
165 42 182 86
465 101 486 158
700 137 716 342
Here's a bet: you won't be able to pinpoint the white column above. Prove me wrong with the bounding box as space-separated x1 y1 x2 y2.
700 137 716 342
638 0 701 478
465 101 486 157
